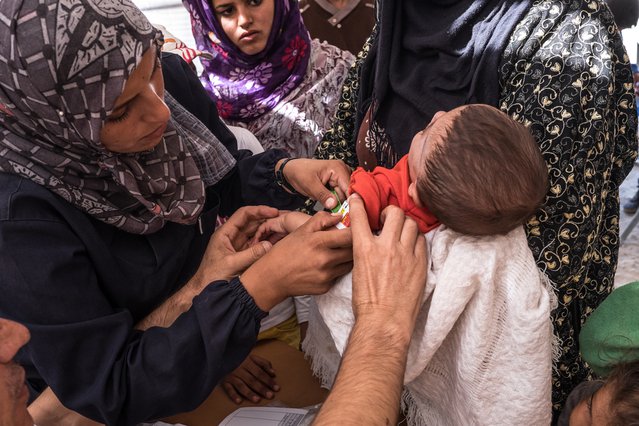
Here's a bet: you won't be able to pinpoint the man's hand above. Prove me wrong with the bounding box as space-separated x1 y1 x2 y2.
313 194 428 425
241 211 353 312
349 193 428 343
221 355 280 404
279 158 351 210
136 206 280 331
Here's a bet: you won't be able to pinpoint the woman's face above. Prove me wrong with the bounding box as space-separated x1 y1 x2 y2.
211 0 275 55
99 46 170 153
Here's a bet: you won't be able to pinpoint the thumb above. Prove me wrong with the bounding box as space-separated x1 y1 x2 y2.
301 211 342 232
312 185 338 210
228 241 273 273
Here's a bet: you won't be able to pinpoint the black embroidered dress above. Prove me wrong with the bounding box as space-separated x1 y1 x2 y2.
313 0 638 416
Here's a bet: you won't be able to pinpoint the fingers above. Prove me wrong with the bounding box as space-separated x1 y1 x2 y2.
316 160 351 209
285 159 352 210
222 380 244 404
325 160 352 196
223 206 279 248
348 193 372 243
225 206 279 236
378 205 406 240
226 241 272 274
228 206 279 226
399 216 420 249
284 212 313 230
414 233 427 259
299 211 341 232
311 184 339 210
265 232 287 245
222 376 266 404
331 260 354 279
305 249 354 291
252 217 284 243
249 355 277 378
321 246 354 272
332 187 347 207
282 211 353 250
252 223 269 245
222 357 280 405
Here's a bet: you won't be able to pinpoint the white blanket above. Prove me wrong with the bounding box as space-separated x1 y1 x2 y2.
303 226 555 426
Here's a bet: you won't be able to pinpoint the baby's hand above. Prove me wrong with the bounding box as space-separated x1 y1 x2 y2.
252 211 312 245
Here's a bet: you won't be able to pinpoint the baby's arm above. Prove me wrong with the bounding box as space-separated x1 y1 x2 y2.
253 211 313 244
280 211 313 233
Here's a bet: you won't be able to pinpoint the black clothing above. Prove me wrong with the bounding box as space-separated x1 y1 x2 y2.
0 54 298 425
357 0 531 155
162 52 304 215
312 2 638 419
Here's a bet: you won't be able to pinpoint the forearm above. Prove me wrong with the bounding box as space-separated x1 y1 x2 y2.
123 280 264 423
135 271 204 330
313 319 410 425
233 149 303 211
27 280 263 424
29 388 102 426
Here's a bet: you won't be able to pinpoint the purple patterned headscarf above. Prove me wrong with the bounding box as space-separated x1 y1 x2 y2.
0 0 234 234
184 0 311 121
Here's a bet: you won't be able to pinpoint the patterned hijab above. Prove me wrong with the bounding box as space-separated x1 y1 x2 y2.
0 0 235 234
184 0 311 121
357 0 531 156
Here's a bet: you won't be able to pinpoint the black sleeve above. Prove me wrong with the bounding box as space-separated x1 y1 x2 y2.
1 212 265 425
161 53 303 212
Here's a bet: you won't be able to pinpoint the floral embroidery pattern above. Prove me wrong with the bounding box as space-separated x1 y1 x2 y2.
250 62 273 85
269 78 299 105
282 35 308 71
229 67 250 82
239 103 266 119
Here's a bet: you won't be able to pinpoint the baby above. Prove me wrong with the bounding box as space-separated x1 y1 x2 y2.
258 104 554 425
258 103 548 238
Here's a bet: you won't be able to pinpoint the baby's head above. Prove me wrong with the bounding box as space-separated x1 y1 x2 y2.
407 104 548 236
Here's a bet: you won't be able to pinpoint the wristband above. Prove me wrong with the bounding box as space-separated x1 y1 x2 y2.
275 157 299 195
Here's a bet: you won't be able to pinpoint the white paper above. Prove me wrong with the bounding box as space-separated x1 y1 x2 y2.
219 407 309 426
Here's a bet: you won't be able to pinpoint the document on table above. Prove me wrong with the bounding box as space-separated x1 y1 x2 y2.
219 406 310 426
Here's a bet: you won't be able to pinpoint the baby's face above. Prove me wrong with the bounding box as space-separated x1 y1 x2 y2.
408 107 468 178
407 106 467 206
408 112 440 183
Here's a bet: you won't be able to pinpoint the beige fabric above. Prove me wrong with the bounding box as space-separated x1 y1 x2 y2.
304 226 555 426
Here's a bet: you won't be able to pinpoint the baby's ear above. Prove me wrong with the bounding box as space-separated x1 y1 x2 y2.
408 182 424 208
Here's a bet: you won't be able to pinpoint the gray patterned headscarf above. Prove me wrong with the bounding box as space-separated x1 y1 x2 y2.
0 0 235 234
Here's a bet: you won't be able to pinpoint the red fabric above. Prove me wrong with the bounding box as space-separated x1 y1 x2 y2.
348 155 440 233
